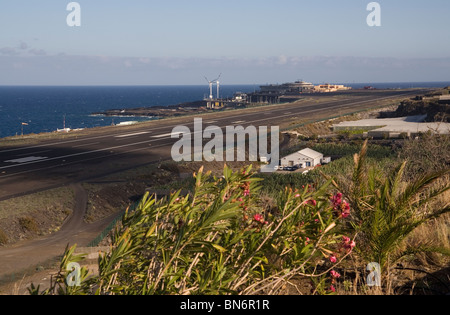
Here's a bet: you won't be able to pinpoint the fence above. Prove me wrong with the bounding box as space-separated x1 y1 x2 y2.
86 201 140 248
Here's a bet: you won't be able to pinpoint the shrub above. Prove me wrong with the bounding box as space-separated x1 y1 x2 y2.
0 229 8 245
19 216 39 233
332 140 450 274
400 133 450 179
35 166 354 295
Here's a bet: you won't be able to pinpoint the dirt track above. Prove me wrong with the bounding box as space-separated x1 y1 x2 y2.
0 183 117 285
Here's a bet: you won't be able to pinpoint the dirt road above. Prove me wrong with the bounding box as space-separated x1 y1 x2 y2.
0 183 117 285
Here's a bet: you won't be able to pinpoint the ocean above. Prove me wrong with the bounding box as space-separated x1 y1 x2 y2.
0 82 449 139
0 85 258 138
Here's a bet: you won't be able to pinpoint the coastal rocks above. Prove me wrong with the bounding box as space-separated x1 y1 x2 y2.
92 101 209 118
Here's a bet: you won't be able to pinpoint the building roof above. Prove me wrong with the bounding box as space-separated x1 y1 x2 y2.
283 148 323 160
299 148 323 159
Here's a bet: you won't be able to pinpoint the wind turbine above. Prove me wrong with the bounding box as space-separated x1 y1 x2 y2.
215 73 222 99
204 76 214 100
204 73 222 99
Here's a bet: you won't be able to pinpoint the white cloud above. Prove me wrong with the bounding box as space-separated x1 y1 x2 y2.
19 42 28 50
28 49 47 56
1 53 449 85
0 47 19 56
124 60 133 68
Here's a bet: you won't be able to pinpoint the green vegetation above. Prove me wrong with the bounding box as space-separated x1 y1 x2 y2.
0 229 8 245
332 141 450 273
30 135 450 295
32 166 354 295
18 217 39 234
312 142 394 159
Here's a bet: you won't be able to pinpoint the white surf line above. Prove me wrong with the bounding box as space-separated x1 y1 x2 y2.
0 139 156 171
115 132 150 138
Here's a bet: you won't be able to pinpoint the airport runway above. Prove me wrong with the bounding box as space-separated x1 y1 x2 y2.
0 89 430 201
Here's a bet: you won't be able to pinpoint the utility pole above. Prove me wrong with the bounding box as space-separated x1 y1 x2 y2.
21 122 28 136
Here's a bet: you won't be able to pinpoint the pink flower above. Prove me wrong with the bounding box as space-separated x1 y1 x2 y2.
330 270 341 279
243 189 251 197
295 194 301 198
253 214 265 224
341 236 356 253
331 193 351 218
329 255 337 263
329 285 336 293
331 193 343 207
308 200 317 207
341 201 351 218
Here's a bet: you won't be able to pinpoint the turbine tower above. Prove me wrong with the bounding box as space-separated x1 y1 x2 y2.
204 76 214 99
204 73 222 100
215 73 221 99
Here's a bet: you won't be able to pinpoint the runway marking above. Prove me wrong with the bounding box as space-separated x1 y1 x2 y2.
0 127 167 154
72 142 101 148
0 143 170 179
0 140 156 171
115 132 150 138
232 121 246 124
152 133 173 138
15 150 52 157
5 156 48 164
0 91 421 155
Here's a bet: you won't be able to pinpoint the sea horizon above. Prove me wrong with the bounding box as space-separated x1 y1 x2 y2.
1 80 449 87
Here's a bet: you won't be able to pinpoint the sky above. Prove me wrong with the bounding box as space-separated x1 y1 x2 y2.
1 0 450 85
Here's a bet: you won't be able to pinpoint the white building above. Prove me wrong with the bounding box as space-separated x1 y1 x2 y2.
281 148 330 168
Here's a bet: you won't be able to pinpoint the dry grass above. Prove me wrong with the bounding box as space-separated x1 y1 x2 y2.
0 187 75 244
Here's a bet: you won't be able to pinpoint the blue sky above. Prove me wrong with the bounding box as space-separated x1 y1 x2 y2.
1 0 449 85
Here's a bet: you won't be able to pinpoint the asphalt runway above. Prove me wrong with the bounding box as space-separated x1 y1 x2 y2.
0 89 430 201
